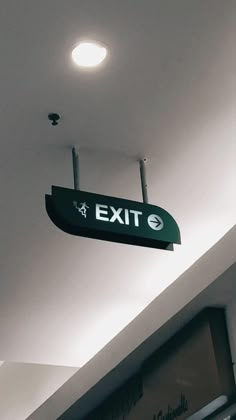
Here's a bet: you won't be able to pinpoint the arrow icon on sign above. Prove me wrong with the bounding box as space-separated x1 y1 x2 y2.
147 214 164 231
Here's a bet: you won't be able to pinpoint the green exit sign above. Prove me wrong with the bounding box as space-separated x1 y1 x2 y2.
46 186 181 250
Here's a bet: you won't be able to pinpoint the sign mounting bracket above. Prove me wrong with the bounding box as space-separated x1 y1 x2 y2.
72 146 80 190
139 158 148 203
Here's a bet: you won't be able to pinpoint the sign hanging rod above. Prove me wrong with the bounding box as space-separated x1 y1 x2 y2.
139 158 148 204
72 150 149 201
72 146 80 190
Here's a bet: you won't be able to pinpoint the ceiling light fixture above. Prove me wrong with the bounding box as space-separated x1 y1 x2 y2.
72 41 108 68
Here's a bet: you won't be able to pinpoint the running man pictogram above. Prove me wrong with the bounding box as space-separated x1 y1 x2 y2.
73 201 89 218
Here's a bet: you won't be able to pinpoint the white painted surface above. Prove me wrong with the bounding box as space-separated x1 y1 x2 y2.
0 363 78 420
0 0 235 368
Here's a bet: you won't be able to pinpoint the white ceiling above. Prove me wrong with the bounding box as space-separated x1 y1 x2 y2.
0 0 235 417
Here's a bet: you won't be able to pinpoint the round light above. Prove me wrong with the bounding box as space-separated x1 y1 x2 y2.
72 41 108 68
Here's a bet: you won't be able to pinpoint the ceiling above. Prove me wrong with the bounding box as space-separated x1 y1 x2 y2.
0 0 235 418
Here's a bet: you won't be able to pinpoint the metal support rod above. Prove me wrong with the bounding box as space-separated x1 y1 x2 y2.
139 158 148 203
72 147 80 190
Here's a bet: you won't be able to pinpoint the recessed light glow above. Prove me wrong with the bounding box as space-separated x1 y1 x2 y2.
72 41 108 68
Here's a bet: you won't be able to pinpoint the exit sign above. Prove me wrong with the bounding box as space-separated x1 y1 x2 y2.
46 186 181 250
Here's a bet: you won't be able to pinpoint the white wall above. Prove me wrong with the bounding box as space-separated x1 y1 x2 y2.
0 363 78 420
